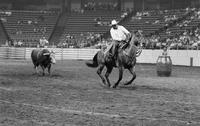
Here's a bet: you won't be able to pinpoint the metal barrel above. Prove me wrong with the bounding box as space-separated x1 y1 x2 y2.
156 55 172 77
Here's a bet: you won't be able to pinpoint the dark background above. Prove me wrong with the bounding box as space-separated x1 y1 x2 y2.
0 0 199 11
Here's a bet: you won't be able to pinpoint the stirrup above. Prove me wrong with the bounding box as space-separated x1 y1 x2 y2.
107 53 114 57
104 52 112 58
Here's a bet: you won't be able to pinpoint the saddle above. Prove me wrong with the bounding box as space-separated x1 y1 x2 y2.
120 41 129 50
104 40 130 58
119 41 130 56
104 36 141 58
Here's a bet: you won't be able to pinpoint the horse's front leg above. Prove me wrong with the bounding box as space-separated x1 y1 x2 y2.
112 66 123 88
97 64 106 86
124 66 136 85
105 66 113 87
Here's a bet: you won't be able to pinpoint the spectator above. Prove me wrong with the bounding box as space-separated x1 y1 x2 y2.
39 37 49 48
162 47 168 56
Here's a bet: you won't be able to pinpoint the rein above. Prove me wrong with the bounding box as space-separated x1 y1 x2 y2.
120 35 142 58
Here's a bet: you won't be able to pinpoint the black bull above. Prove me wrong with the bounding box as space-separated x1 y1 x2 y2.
31 49 56 76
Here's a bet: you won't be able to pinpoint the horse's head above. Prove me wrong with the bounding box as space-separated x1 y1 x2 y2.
128 33 137 46
129 33 142 57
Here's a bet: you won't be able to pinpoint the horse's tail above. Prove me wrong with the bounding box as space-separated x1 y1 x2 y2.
85 52 99 68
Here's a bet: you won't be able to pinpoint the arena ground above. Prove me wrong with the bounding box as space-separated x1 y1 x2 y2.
0 60 200 126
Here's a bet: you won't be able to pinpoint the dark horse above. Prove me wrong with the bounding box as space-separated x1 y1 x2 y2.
86 35 142 88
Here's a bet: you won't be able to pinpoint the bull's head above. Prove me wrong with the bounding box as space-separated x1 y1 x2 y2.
43 51 56 64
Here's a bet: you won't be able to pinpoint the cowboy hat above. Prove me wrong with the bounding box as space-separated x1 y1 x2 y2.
111 20 118 26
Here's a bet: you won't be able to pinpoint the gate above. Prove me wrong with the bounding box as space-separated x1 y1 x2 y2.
0 47 26 59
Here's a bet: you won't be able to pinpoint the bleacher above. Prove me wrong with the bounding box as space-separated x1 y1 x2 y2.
0 10 59 47
59 11 122 43
1 8 200 49
124 9 189 37
124 11 161 35
119 8 200 49
159 9 200 39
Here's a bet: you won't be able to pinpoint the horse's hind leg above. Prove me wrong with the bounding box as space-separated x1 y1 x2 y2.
112 66 123 88
105 66 113 87
97 64 106 86
124 66 136 85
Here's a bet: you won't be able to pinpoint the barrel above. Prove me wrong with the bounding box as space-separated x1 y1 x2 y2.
156 55 172 77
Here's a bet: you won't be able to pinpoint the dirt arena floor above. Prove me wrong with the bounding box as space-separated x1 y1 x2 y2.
0 59 200 126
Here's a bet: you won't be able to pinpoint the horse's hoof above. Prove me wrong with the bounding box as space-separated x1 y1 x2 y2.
100 83 109 89
111 85 117 88
100 80 107 87
102 80 106 85
32 73 37 75
124 82 132 85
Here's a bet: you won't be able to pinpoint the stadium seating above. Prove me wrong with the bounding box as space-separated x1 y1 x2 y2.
124 9 189 36
1 8 200 49
0 10 59 47
89 8 200 49
58 10 122 47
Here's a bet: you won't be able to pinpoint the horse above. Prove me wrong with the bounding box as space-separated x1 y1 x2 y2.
86 35 142 88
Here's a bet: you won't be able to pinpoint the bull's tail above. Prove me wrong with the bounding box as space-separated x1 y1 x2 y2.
85 52 99 68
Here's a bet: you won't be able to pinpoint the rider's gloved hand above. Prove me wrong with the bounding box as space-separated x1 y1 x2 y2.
126 33 132 43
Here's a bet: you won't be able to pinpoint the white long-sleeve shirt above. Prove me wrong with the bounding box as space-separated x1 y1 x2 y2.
39 38 49 46
110 25 130 41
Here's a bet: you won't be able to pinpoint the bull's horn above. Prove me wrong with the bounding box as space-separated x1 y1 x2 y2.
43 53 50 55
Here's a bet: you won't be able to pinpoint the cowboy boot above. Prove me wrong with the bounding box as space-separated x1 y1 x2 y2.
111 46 117 67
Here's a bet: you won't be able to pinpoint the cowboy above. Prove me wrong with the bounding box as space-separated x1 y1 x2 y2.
162 46 168 56
39 37 49 48
104 19 131 60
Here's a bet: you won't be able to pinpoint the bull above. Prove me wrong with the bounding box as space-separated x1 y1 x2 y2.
31 49 56 76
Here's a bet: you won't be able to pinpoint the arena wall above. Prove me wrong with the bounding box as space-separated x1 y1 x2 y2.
0 47 200 67
138 50 200 66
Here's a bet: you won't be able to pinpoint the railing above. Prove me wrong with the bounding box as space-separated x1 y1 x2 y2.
0 47 26 59
0 47 200 66
24 48 99 60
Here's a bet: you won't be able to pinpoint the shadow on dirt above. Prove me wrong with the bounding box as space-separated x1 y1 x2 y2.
0 73 33 78
0 80 13 86
50 74 63 78
0 72 62 79
119 84 188 94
